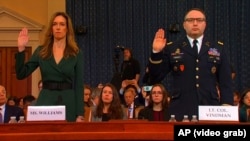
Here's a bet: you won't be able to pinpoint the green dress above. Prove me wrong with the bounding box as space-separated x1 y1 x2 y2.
15 46 84 122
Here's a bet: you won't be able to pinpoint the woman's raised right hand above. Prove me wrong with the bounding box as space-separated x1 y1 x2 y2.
17 27 29 52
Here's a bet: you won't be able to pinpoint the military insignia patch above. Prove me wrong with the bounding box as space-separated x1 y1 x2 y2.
182 42 187 47
208 48 220 57
211 66 217 74
175 48 180 54
180 65 184 71
167 42 173 45
217 41 224 45
171 48 184 61
205 42 210 47
173 66 178 71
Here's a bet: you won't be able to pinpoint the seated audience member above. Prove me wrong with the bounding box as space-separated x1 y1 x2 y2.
124 84 144 105
91 87 102 106
233 90 240 106
83 84 93 122
239 88 250 122
7 96 18 106
138 84 169 121
123 88 144 119
97 83 104 89
23 95 36 107
17 97 24 109
83 84 92 107
0 85 24 123
119 79 141 105
91 83 124 121
22 95 36 119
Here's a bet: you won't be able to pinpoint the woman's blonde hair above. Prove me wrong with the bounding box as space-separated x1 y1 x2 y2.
39 12 79 59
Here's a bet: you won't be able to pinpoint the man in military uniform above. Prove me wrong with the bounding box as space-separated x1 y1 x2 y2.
148 8 233 121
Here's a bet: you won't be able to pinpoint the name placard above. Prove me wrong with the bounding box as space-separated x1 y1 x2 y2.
198 106 239 121
27 106 66 121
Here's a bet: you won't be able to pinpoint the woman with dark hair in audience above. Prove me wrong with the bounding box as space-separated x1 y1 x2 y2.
7 96 18 106
239 88 250 122
83 84 92 107
17 97 24 109
91 83 124 121
138 83 169 121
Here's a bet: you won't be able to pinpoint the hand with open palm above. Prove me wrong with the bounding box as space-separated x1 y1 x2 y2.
17 27 29 52
152 28 167 52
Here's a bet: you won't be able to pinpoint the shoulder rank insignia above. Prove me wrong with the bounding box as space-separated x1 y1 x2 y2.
205 41 210 47
182 42 187 47
217 41 224 45
167 42 173 46
175 48 180 54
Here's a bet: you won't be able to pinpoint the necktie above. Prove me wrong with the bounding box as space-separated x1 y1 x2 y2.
193 39 198 56
0 108 2 123
127 105 132 119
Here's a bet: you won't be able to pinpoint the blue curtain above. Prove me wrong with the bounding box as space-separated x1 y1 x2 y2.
66 0 250 93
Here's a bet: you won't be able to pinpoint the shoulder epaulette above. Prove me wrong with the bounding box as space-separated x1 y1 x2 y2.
167 42 173 46
217 41 224 46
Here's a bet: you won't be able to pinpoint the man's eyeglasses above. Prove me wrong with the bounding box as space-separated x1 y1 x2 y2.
185 18 206 23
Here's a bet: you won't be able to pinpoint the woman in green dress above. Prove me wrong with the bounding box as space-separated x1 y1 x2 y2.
16 12 84 122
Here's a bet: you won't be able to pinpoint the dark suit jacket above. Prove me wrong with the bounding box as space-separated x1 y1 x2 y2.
148 36 233 121
4 105 24 123
122 103 144 119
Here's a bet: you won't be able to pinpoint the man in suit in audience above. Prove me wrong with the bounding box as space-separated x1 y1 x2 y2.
123 86 144 119
0 85 24 123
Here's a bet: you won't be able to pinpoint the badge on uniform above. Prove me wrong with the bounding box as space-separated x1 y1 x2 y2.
173 66 178 71
175 48 180 54
211 66 217 74
205 41 210 47
171 48 184 62
208 48 221 61
208 48 220 57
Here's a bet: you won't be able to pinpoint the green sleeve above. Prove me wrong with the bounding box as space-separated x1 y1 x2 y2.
75 49 84 116
15 47 40 80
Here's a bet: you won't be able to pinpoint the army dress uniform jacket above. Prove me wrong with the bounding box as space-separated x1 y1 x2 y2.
148 36 233 121
15 46 84 122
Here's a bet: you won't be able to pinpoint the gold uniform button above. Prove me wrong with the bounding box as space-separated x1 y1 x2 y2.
196 67 199 71
196 84 199 87
196 59 199 63
196 75 199 79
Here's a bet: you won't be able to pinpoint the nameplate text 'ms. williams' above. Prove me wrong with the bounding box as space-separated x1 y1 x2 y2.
27 106 66 121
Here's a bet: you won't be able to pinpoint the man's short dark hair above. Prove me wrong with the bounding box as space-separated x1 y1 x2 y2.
23 95 36 105
184 8 206 21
